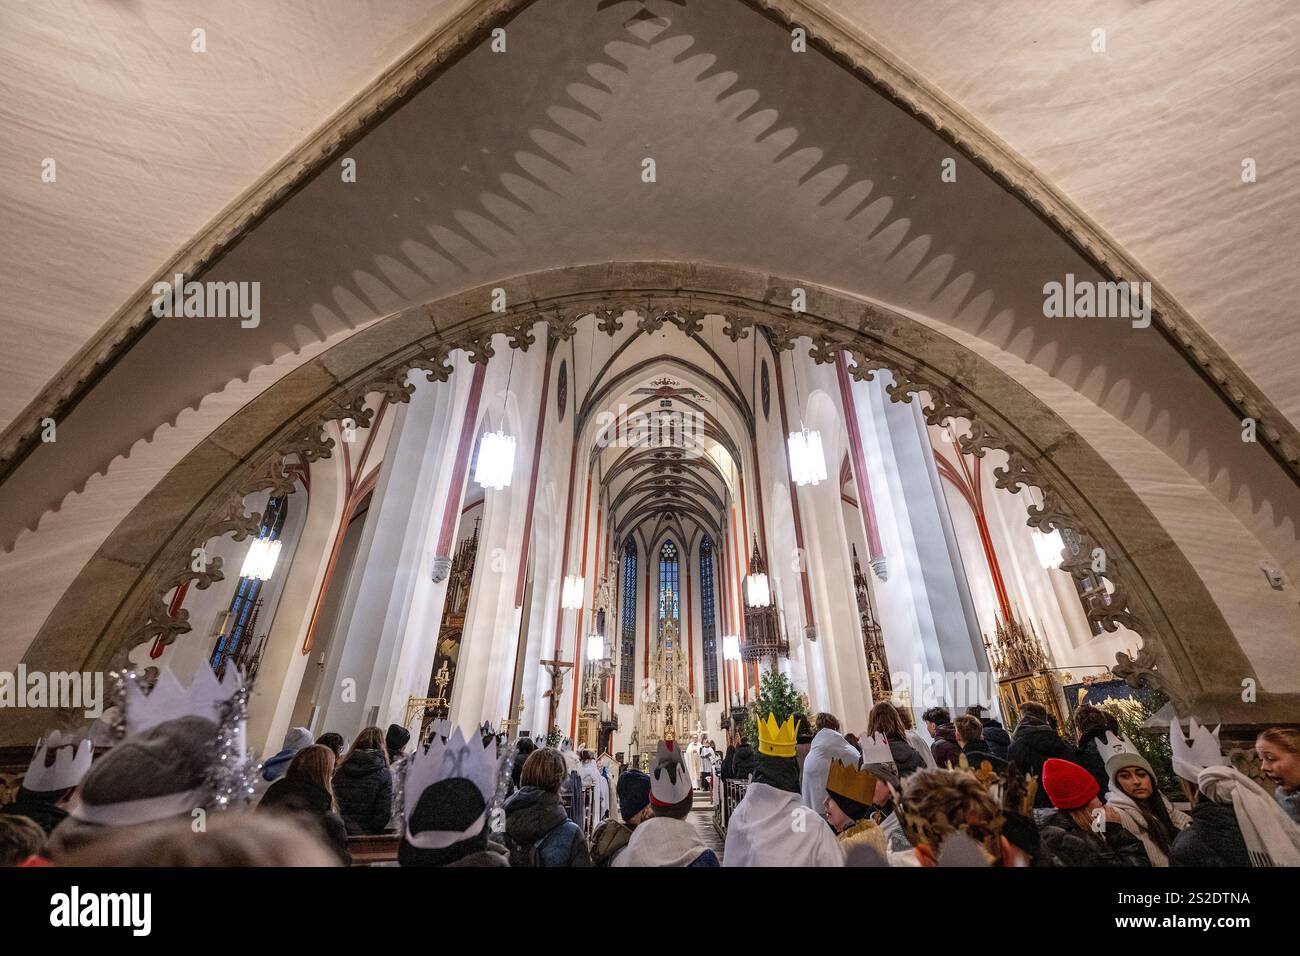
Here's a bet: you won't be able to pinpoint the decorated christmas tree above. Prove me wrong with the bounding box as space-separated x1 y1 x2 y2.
743 669 810 747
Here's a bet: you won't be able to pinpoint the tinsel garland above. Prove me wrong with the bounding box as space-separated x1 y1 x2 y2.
107 667 262 813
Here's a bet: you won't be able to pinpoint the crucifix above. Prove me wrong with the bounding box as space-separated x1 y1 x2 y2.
430 660 452 718
540 659 573 733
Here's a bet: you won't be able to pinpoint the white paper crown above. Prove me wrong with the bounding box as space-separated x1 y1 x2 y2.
857 731 894 767
1170 717 1226 782
24 732 93 792
402 725 500 850
1095 731 1138 762
122 664 243 737
650 739 693 807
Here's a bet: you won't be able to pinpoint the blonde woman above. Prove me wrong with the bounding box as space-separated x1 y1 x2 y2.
1256 728 1300 824
260 744 351 865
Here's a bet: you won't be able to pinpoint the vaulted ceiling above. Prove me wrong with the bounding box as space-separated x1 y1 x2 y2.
2 0 1298 665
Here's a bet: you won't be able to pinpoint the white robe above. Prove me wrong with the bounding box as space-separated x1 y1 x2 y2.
685 742 702 786
723 781 845 867
614 816 715 867
801 728 863 813
580 759 608 822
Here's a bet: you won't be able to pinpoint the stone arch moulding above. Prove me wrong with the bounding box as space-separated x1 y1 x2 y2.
20 262 1280 746
2 0 1297 514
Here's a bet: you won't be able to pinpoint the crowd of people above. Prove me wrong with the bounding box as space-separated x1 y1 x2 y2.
2 683 1298 868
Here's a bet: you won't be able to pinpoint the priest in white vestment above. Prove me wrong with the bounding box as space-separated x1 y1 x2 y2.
723 714 844 867
580 751 608 822
685 738 702 788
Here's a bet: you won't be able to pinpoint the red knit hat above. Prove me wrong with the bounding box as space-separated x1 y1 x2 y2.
1041 758 1099 810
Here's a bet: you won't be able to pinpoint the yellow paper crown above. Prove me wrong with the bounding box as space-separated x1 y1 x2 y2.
758 713 797 757
826 759 877 807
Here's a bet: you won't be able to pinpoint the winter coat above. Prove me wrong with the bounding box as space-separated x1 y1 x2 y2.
445 846 510 867
332 749 393 835
1039 810 1152 867
889 735 927 777
960 740 1007 773
502 786 592 867
614 816 719 867
930 723 962 769
590 819 634 866
1170 800 1252 867
802 728 863 813
722 781 844 867
980 719 1012 760
0 793 68 834
725 743 757 781
258 777 351 865
261 747 299 782
1073 729 1111 793
1008 718 1076 807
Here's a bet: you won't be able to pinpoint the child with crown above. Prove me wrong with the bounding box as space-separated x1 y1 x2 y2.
722 713 844 867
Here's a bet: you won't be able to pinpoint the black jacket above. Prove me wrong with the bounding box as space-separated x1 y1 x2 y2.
1074 729 1111 793
332 749 393 835
502 786 592 867
961 740 1007 773
980 719 1012 760
887 736 926 778
1008 718 1076 807
1039 810 1152 867
930 723 962 769
1170 800 1252 867
0 792 68 834
259 777 351 865
724 743 757 781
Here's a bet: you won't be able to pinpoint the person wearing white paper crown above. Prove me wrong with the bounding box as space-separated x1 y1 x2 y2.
46 665 257 861
1097 731 1188 867
614 740 718 867
1 732 93 834
1168 717 1300 867
723 713 844 867
398 726 509 867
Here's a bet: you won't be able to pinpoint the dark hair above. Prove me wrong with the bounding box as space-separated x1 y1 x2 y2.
316 732 345 757
0 814 45 866
922 707 951 726
954 715 984 743
964 705 987 719
868 701 908 741
1074 704 1109 738
814 713 841 732
1019 701 1048 722
654 791 694 820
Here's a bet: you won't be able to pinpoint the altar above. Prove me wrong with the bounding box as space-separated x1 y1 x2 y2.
637 609 699 762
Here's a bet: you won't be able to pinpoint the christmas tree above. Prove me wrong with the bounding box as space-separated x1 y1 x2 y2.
743 669 810 747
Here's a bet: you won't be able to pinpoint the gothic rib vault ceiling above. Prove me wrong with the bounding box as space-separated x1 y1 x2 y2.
1 0 1298 660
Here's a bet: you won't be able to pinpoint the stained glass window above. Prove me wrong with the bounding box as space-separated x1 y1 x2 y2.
659 539 679 622
700 536 719 703
619 537 637 704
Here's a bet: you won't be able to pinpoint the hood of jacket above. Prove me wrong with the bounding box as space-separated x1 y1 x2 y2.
616 816 710 867
338 749 387 779
591 819 634 865
933 723 958 745
808 727 850 758
503 786 569 845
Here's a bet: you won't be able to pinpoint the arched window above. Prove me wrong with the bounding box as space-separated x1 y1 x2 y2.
210 494 289 678
659 539 679 622
619 538 637 705
700 536 719 704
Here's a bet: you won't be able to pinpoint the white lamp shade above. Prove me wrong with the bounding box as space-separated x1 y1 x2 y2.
745 572 771 608
586 634 604 661
1034 528 1066 570
787 428 826 486
475 430 516 490
240 537 282 581
723 634 741 661
562 575 585 609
